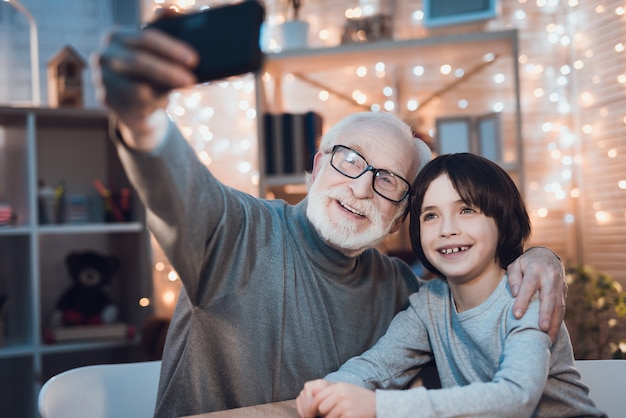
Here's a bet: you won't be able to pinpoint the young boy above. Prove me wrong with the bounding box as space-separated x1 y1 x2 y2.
296 153 605 418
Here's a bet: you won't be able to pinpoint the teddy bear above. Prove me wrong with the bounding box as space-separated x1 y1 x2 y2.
51 250 120 327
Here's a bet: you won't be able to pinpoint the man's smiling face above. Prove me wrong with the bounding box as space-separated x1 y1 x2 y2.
306 124 413 256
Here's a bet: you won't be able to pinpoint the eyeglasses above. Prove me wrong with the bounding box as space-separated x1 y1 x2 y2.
329 145 411 203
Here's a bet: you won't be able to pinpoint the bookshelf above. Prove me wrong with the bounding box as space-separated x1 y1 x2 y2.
255 28 523 212
0 106 153 418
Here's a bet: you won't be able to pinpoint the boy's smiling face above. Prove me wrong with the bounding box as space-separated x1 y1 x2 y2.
418 173 502 286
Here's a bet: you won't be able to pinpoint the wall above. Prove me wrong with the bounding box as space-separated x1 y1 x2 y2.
494 0 626 285
571 2 626 280
0 0 139 106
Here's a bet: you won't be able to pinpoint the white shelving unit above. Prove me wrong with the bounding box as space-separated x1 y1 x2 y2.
0 106 153 418
255 29 523 201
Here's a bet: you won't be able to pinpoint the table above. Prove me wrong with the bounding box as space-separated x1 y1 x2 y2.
183 400 299 417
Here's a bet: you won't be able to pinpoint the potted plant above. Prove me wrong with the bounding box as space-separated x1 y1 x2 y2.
564 264 626 359
284 0 302 21
278 0 309 50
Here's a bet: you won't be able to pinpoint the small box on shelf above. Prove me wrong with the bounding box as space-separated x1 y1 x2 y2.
65 194 90 224
93 180 133 223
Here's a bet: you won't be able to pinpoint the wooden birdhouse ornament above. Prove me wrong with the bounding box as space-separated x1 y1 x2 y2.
47 45 86 108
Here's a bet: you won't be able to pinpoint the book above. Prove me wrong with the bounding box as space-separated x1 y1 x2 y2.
263 113 275 175
44 323 135 343
0 295 7 317
291 113 306 175
66 194 89 224
304 111 323 171
0 295 7 347
281 113 296 174
271 113 285 175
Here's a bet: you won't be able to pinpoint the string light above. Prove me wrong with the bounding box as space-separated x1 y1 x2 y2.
596 211 611 223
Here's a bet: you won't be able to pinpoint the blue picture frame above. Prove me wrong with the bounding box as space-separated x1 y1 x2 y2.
423 0 498 28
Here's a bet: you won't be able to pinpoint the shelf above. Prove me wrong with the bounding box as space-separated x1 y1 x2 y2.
0 105 109 127
257 28 523 199
0 226 31 236
0 222 145 236
263 29 517 74
264 174 307 187
36 222 144 235
0 106 153 418
0 343 35 359
40 337 141 355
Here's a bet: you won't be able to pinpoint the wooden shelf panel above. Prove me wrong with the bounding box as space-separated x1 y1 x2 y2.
263 29 517 74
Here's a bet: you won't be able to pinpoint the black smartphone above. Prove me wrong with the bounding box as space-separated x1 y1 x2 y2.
146 0 265 83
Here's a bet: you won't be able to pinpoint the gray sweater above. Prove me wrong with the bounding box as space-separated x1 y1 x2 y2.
325 276 606 417
115 121 421 417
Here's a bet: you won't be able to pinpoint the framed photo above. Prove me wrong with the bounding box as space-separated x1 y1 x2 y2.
435 113 502 162
423 0 498 28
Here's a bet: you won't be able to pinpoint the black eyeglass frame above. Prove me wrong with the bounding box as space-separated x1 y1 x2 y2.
329 145 412 203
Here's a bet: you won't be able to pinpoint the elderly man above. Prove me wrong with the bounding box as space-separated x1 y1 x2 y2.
91 27 566 418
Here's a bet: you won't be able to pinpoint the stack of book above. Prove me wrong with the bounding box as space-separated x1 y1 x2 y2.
263 111 323 176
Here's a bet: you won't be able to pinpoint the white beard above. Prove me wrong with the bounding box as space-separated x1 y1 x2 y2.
306 172 401 257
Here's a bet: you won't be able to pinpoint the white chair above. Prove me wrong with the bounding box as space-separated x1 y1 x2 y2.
575 359 626 417
38 360 161 418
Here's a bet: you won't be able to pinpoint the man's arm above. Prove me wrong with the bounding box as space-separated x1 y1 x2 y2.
506 246 567 343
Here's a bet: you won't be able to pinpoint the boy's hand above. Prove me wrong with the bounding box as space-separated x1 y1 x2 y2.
314 382 376 418
296 379 332 418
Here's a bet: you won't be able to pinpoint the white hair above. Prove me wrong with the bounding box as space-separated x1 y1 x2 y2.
316 111 432 182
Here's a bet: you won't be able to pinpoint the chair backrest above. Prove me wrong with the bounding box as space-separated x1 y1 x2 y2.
38 360 161 418
575 359 626 417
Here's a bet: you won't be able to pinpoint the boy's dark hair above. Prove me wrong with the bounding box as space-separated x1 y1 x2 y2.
409 153 531 279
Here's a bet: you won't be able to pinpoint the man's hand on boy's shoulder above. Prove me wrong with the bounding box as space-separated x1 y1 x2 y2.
506 246 566 343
